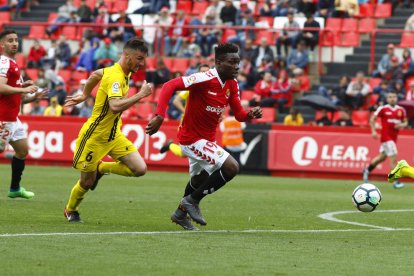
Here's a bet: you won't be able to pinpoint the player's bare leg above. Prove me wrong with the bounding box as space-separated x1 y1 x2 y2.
363 153 386 183
181 156 239 225
389 155 404 188
171 171 208 231
7 139 34 199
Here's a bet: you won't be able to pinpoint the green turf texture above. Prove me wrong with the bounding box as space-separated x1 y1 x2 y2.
0 164 413 275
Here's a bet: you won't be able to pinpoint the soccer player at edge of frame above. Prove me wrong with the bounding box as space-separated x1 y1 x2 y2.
363 90 407 189
0 30 48 199
146 43 263 230
63 37 153 223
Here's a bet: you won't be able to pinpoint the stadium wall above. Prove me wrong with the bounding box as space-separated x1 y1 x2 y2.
1 117 413 180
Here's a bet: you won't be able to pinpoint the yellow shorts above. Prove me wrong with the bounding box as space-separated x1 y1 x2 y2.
72 132 137 172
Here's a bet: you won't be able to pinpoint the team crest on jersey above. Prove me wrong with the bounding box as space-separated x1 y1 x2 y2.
216 150 224 157
225 89 230 99
188 75 197 83
112 82 121 93
397 110 402 117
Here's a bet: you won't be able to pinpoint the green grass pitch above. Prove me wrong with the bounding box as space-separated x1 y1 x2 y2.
0 164 414 275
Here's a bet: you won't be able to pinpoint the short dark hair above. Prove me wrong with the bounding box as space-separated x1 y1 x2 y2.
198 64 210 71
123 37 148 54
0 30 17 40
214 43 238 61
388 90 397 95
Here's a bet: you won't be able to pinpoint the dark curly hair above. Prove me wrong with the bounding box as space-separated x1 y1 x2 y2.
0 30 17 40
214 43 239 61
124 37 148 54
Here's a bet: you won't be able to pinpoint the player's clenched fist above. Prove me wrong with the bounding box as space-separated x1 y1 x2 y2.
247 106 263 119
23 85 39 94
138 80 152 98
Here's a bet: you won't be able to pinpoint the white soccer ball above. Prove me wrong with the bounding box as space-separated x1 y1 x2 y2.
352 183 382 212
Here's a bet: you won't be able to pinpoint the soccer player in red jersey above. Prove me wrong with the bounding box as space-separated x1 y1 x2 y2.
146 44 262 230
0 30 47 199
363 90 407 188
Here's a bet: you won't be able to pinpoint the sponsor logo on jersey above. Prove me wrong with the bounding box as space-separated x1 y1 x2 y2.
206 105 225 115
112 82 121 93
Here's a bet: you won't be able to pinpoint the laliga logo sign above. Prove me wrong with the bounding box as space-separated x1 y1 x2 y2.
292 136 369 168
292 137 318 166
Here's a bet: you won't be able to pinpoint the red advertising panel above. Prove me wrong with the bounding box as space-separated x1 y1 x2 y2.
268 130 414 176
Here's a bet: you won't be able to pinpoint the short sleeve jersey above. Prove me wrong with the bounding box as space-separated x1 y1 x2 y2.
82 63 130 142
374 104 406 142
178 68 241 145
0 55 23 121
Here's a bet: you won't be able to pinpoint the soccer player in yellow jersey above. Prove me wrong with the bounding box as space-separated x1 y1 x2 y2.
160 64 210 158
63 38 153 222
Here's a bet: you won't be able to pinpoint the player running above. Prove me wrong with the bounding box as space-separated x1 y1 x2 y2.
146 43 262 230
363 90 407 188
160 64 211 158
0 30 47 199
63 38 152 222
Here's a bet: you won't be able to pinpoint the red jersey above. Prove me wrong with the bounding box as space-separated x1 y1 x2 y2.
374 104 406 142
0 55 23 121
155 68 249 145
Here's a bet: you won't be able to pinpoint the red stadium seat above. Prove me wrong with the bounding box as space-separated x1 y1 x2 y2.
339 32 359 47
176 0 192 13
15 54 25 68
48 13 58 22
405 76 414 91
258 16 274 28
0 12 10 23
221 29 237 43
253 30 277 45
71 71 88 82
358 4 375 18
325 18 342 31
399 32 414 48
25 68 39 80
61 26 78 40
58 70 72 83
110 0 128 13
320 31 341 46
136 102 155 120
369 78 382 89
27 25 47 39
171 58 190 74
352 110 370 127
358 18 376 33
341 18 358 32
192 1 209 15
374 3 392 18
370 93 379 106
162 57 174 71
241 90 256 101
253 108 275 123
146 57 156 70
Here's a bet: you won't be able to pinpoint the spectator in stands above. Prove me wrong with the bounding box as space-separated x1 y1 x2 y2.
260 0 277 17
290 67 311 99
76 37 99 72
298 0 317 16
334 108 353 126
134 0 169 14
287 40 309 72
394 79 406 101
79 96 94 117
34 68 50 90
185 53 203 76
110 10 135 43
154 7 173 54
150 58 171 86
77 0 92 22
240 55 255 88
94 37 118 69
401 48 414 80
44 96 63 117
220 0 237 25
276 10 300 58
284 107 304 126
237 72 248 91
316 109 333 126
92 6 112 37
333 0 359 17
41 40 57 69
92 0 105 16
297 13 320 52
268 70 292 112
384 56 403 88
63 104 80 116
46 0 77 36
370 80 389 111
316 0 334 18
242 38 255 62
228 10 256 51
373 43 398 78
196 10 221 57
55 35 71 69
164 10 190 57
255 55 275 82
236 0 253 21
0 0 26 19
30 99 45 116
405 13 414 31
48 81 67 106
345 71 370 110
274 58 290 79
405 80 414 100
176 39 199 58
27 39 46 69
274 0 291 16
252 37 274 68
204 0 224 23
250 72 273 106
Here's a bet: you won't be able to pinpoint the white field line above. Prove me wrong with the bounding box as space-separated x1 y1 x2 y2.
1 228 414 238
318 209 414 230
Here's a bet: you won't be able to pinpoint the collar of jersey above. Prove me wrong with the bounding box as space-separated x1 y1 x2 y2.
211 68 225 88
114 62 131 78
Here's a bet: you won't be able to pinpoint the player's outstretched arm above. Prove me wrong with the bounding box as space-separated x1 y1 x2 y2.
369 114 379 139
0 77 38 95
22 88 48 104
108 80 152 113
64 69 103 107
